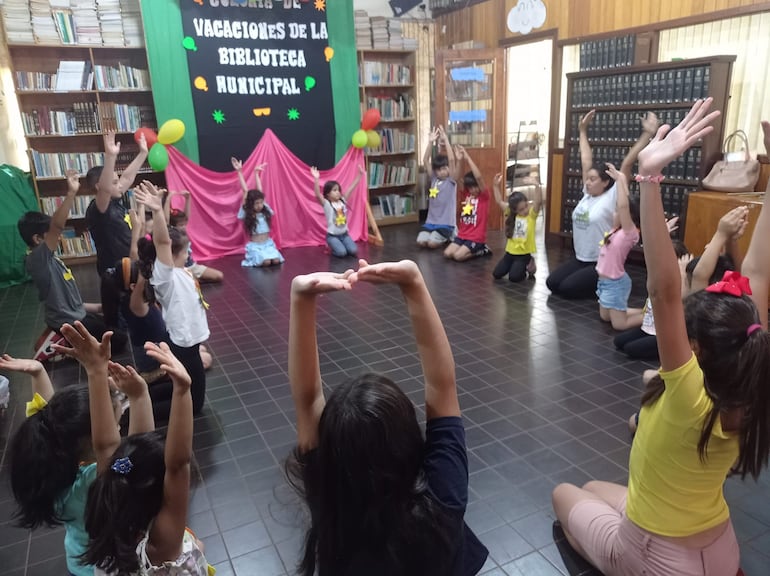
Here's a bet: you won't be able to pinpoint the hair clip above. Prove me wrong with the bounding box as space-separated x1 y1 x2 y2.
111 456 133 475
144 234 152 241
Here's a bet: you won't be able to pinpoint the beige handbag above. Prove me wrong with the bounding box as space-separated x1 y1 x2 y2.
701 130 760 192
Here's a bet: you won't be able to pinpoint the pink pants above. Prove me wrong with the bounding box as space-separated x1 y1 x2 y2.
568 495 740 576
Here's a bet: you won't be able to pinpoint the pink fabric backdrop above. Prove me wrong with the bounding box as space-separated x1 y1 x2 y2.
164 129 368 261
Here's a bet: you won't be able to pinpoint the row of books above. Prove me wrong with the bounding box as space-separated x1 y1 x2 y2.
370 194 415 219
367 160 416 189
572 66 711 108
94 63 150 90
360 61 412 86
21 102 101 135
579 35 636 71
366 128 415 155
41 194 96 218
31 150 104 177
568 109 691 143
57 228 96 258
364 94 413 120
99 101 155 132
353 11 418 51
566 144 703 182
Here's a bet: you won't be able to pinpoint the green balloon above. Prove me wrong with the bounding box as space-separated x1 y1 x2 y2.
304 76 316 91
148 143 170 172
351 129 368 149
182 36 197 51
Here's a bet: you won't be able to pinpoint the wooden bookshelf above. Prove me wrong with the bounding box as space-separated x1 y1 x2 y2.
6 43 161 263
358 49 419 226
559 55 735 241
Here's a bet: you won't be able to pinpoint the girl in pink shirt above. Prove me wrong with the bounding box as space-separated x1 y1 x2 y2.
595 163 643 330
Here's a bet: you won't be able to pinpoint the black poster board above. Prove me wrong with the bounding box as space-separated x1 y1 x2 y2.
180 0 336 171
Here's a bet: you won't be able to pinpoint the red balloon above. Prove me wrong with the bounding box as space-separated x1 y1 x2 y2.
134 127 158 148
361 108 381 130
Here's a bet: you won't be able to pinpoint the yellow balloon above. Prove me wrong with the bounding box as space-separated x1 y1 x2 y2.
366 130 381 148
324 46 334 62
157 119 186 145
193 76 208 91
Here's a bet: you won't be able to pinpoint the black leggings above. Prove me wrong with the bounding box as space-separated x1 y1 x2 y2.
55 313 128 354
493 253 531 282
168 341 206 415
613 327 659 361
546 258 598 300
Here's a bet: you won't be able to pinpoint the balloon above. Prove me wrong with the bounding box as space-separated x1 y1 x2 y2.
147 143 169 172
304 76 316 91
182 36 197 51
133 127 158 148
193 76 208 91
157 119 186 145
324 46 334 62
366 130 381 149
361 108 381 130
351 130 368 149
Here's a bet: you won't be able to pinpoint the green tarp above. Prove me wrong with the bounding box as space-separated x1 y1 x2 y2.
0 165 37 288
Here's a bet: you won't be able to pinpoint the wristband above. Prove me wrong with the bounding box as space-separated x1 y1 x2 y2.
634 174 665 184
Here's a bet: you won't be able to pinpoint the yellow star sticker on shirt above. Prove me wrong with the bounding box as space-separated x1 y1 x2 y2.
462 203 473 215
63 268 74 281
123 213 132 230
335 213 347 227
428 187 439 198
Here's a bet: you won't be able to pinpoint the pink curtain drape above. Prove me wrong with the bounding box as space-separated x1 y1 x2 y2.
164 129 368 261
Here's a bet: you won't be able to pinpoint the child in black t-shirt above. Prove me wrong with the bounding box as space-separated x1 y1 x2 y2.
286 259 488 576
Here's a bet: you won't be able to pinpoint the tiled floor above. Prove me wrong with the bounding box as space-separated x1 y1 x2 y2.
1 220 770 575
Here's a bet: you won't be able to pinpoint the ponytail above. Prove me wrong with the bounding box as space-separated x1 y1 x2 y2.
504 192 527 238
137 237 156 284
9 386 91 528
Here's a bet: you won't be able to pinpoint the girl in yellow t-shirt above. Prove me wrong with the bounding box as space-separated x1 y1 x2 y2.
491 173 541 282
552 103 770 576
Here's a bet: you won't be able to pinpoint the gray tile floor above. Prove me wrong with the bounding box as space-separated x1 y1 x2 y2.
1 220 769 575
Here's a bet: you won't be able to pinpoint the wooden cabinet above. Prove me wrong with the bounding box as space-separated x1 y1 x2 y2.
559 55 735 242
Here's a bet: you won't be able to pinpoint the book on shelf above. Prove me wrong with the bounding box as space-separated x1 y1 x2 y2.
31 0 62 44
57 228 96 258
367 160 416 188
99 101 155 132
31 150 104 178
52 9 77 44
120 0 144 46
54 61 93 91
98 0 125 46
365 94 413 120
372 194 414 218
71 0 101 45
41 194 96 218
94 63 150 90
2 0 34 44
21 102 100 135
370 16 388 50
354 9 371 49
366 127 415 155
360 61 412 85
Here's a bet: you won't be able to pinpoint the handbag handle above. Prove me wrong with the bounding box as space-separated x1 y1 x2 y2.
723 130 751 161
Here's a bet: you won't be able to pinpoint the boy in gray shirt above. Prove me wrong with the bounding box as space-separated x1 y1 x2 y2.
418 126 458 248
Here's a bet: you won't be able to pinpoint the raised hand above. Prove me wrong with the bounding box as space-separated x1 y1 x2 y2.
429 127 440 143
108 361 148 399
579 109 596 131
137 133 148 154
134 181 163 212
53 322 112 373
638 98 720 176
762 120 770 155
310 166 320 180
0 354 43 375
231 157 243 171
255 163 267 173
65 169 80 195
718 206 750 240
641 111 660 135
493 173 503 188
291 270 355 295
103 131 121 156
604 162 627 184
666 216 680 234
357 163 366 175
353 259 420 287
455 144 466 159
144 342 191 388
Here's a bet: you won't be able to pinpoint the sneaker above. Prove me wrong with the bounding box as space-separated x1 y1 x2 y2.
32 329 68 363
474 245 492 258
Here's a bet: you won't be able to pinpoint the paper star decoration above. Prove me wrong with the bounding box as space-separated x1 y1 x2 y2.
428 187 439 198
287 108 300 120
123 213 133 229
462 203 474 215
335 214 346 226
314 0 325 10
212 109 226 124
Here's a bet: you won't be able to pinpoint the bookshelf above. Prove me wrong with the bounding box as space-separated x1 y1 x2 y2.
358 49 419 226
6 42 159 263
560 55 735 241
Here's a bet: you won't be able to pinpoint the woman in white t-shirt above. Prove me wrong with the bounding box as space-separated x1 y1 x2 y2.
547 110 659 299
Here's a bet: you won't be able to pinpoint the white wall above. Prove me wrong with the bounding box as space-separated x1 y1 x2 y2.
353 0 430 18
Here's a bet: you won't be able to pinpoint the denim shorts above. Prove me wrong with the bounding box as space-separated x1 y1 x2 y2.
596 273 632 311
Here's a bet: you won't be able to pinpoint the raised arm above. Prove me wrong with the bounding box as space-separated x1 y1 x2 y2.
55 322 119 474
107 361 154 435
579 109 596 181
310 166 324 206
439 127 458 180
289 271 354 451
343 164 365 202
134 181 173 267
457 145 485 190
691 206 748 293
356 260 460 419
605 163 634 231
492 173 508 210
0 355 54 403
45 170 80 251
620 112 659 182
254 163 266 194
741 120 770 329
96 132 120 213
129 273 151 318
232 157 249 202
117 134 148 195
423 127 439 175
144 343 193 564
128 207 142 260
638 98 720 371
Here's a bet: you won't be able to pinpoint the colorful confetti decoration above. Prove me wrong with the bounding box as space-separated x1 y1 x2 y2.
287 108 300 121
212 109 226 124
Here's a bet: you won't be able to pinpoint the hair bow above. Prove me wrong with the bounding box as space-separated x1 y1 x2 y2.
111 456 133 475
705 270 753 297
25 392 48 418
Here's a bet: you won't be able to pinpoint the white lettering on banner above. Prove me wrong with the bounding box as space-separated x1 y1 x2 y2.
215 75 301 95
193 18 286 40
217 47 307 67
310 22 327 39
209 0 276 7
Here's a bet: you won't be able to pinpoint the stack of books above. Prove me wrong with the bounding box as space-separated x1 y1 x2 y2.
2 0 34 43
97 0 124 45
94 63 150 90
387 19 403 49
99 101 154 132
32 0 63 44
31 150 105 178
354 10 371 49
120 0 143 46
371 16 389 50
54 60 93 91
71 0 101 45
403 35 418 50
21 103 101 135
